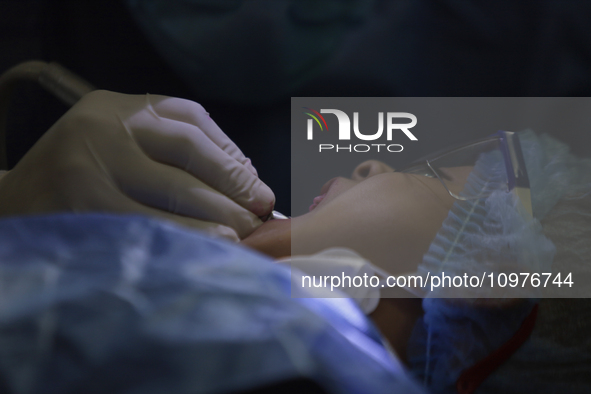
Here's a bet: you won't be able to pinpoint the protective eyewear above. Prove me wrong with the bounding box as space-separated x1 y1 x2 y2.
398 131 532 215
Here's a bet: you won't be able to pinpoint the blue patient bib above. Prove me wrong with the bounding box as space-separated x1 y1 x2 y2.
0 213 422 394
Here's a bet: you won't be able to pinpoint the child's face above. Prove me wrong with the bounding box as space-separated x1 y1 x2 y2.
243 160 471 275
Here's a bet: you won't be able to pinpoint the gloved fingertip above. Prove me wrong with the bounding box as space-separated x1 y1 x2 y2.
248 183 276 217
208 225 240 242
234 214 264 240
259 213 272 222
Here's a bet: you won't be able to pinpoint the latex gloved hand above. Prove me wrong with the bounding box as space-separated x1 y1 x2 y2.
0 90 275 240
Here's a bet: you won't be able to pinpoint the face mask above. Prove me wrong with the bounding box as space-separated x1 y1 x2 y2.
125 0 374 105
279 248 412 314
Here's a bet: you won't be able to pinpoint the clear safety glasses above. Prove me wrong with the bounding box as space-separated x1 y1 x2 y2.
398 131 532 215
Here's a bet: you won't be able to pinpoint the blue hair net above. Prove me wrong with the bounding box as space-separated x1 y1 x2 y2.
408 131 583 393
0 213 423 394
479 151 591 393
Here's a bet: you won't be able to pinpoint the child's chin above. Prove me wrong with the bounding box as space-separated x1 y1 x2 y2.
240 218 291 259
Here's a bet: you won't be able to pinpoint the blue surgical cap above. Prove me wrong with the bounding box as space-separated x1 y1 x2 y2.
408 130 588 393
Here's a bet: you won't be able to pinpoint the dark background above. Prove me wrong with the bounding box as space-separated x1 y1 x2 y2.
2 0 591 215
2 2 591 393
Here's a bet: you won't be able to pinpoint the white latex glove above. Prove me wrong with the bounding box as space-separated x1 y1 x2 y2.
0 90 275 240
